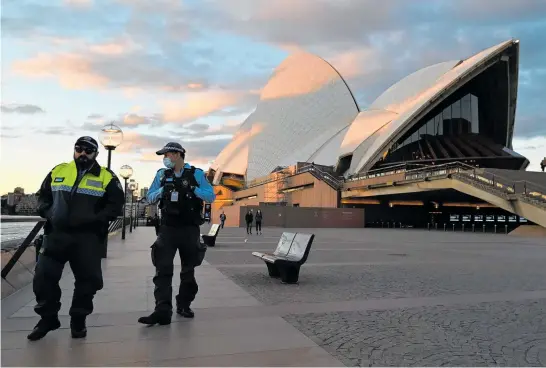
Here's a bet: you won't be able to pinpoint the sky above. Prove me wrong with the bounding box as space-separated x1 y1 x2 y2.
1 0 546 195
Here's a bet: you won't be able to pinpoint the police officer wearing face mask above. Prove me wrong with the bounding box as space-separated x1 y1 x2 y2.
27 136 125 341
138 142 216 325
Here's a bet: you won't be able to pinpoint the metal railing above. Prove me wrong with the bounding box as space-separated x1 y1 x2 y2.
345 162 431 182
460 169 546 208
297 164 343 189
108 216 126 233
350 160 546 209
1 216 130 280
245 175 278 189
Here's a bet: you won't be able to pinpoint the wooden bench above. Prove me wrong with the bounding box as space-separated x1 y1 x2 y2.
201 223 220 247
252 232 315 284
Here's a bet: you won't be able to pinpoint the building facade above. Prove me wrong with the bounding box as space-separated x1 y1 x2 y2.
207 39 546 230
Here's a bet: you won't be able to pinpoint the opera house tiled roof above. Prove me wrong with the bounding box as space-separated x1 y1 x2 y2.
211 39 523 185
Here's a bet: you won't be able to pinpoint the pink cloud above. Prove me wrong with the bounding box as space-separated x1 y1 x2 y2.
89 40 138 55
161 90 246 123
327 48 383 79
12 53 110 89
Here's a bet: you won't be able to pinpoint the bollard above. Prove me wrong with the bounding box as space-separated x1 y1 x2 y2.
483 224 485 233
505 224 508 234
472 224 475 232
452 223 455 232
399 222 402 228
428 223 430 231
494 224 497 233
444 223 446 231
435 223 438 230
462 223 465 232
382 222 384 228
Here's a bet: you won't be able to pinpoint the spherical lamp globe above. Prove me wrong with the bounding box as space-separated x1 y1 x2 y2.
99 123 123 150
119 165 133 180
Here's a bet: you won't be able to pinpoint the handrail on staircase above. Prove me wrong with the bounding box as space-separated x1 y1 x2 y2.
297 164 343 188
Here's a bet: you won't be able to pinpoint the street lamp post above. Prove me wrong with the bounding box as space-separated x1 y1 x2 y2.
99 123 124 170
119 165 133 240
98 123 123 258
128 181 137 232
135 200 140 229
129 192 134 233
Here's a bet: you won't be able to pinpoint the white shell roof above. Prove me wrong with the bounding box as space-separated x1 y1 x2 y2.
212 39 518 182
369 60 461 112
353 39 515 173
338 109 398 157
213 51 359 183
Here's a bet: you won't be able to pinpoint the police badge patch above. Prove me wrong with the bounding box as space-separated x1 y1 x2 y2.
117 180 123 190
182 179 189 187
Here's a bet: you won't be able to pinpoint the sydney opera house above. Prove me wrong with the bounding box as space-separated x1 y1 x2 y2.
207 39 546 229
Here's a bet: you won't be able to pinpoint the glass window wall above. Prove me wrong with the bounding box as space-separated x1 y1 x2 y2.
393 93 479 151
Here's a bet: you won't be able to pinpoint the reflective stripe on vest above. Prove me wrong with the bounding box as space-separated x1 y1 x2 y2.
50 161 113 197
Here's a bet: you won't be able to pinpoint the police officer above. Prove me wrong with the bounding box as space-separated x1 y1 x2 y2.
138 142 215 325
27 136 125 341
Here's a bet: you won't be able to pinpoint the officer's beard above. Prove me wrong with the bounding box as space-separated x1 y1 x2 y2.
74 154 95 169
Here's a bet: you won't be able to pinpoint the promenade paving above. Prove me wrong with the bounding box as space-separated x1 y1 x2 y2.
1 226 341 367
2 224 546 366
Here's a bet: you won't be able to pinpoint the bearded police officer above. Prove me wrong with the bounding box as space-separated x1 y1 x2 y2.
139 142 215 325
28 136 125 341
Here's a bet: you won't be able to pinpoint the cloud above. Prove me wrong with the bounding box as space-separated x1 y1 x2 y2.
63 0 93 8
1 103 45 114
326 48 383 79
187 123 210 132
122 113 162 127
113 129 231 164
4 0 546 142
161 90 256 123
202 0 404 50
12 52 110 89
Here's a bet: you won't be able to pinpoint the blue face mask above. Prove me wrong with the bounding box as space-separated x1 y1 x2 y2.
163 157 175 169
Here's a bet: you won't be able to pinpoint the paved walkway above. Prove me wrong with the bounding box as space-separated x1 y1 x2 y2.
3 225 546 366
1 227 342 366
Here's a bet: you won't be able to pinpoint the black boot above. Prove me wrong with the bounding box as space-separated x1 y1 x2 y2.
176 306 194 318
27 317 61 341
138 311 171 325
70 317 87 338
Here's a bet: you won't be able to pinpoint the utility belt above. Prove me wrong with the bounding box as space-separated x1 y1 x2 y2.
159 211 203 227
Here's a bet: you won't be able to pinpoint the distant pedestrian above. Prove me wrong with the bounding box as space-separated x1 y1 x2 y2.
245 209 253 234
255 209 263 235
541 157 545 172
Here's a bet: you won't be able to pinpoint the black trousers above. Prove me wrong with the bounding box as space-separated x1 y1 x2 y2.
255 221 262 232
246 222 252 234
152 225 200 316
33 231 103 319
220 221 225 228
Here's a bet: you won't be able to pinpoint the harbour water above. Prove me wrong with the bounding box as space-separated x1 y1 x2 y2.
1 216 43 250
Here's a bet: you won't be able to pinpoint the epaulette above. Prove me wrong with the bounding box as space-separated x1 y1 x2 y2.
50 163 67 172
104 167 119 177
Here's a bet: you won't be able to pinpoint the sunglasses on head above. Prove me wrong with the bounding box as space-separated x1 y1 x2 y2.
75 146 96 154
